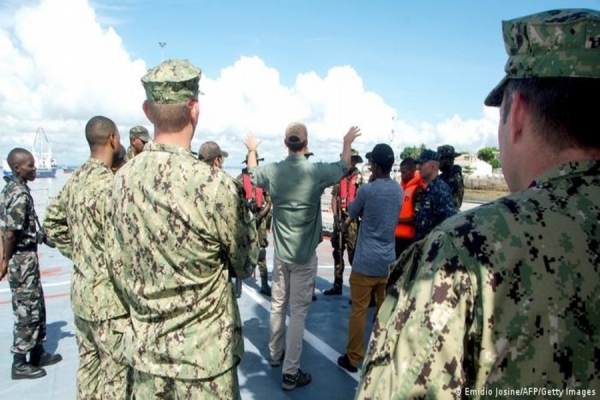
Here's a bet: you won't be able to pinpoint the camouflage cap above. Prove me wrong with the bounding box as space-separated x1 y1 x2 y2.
415 149 440 164
129 125 151 141
485 9 600 106
198 141 228 162
339 148 363 163
437 145 461 158
141 59 202 104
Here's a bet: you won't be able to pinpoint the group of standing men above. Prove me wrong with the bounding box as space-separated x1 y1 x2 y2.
1 7 599 400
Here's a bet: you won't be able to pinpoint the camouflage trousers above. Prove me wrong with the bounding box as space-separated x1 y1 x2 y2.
330 219 359 287
8 251 46 355
133 366 241 400
256 246 267 278
74 315 133 400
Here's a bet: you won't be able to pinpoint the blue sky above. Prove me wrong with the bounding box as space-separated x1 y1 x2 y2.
1 0 599 165
102 0 596 123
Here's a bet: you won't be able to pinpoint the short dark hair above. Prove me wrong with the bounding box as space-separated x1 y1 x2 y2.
502 78 600 151
85 116 116 147
373 161 393 174
400 157 416 168
7 148 31 170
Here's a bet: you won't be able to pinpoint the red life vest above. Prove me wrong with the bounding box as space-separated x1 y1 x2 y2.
395 172 426 238
339 172 359 210
242 173 263 208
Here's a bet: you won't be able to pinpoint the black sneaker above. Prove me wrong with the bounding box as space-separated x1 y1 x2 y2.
337 354 358 373
282 369 312 390
269 351 285 367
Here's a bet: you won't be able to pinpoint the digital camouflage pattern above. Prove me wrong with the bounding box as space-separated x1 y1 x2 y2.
74 315 132 399
439 164 464 211
111 142 258 380
8 253 46 354
129 125 150 141
236 172 270 277
486 9 600 106
134 367 240 400
141 59 202 104
44 158 128 321
0 177 46 354
356 160 600 399
330 167 363 286
0 177 37 250
414 176 456 241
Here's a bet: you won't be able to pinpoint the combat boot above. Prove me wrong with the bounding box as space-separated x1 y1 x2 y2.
12 354 46 380
30 344 63 367
323 284 342 296
259 274 271 297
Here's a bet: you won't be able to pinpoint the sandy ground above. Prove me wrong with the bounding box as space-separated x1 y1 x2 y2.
464 188 509 204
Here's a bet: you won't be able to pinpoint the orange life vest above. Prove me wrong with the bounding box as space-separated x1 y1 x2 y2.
395 172 426 238
339 171 359 210
242 173 263 208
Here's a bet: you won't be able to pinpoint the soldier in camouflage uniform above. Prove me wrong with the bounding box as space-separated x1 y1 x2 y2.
126 125 150 160
44 116 132 399
238 154 272 296
111 59 258 400
437 144 464 211
0 148 62 380
324 149 363 296
356 9 600 399
413 149 456 241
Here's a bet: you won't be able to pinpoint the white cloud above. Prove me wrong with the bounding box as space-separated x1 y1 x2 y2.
0 0 501 171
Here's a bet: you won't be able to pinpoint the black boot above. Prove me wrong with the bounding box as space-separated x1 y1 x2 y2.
324 284 342 296
30 344 62 367
12 354 46 380
259 273 271 297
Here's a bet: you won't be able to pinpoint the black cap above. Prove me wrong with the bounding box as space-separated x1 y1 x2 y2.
366 144 394 168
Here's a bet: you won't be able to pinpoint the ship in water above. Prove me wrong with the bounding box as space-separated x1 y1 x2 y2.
2 127 58 178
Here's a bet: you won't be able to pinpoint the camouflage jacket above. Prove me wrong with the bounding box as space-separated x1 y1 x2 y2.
44 158 128 321
356 160 600 399
126 146 135 161
440 164 464 211
111 143 258 380
0 176 37 251
414 176 456 241
236 171 271 249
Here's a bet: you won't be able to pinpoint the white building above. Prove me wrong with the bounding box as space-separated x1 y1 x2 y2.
455 154 494 177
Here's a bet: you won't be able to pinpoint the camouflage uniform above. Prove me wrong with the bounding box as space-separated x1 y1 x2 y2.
356 161 600 399
357 9 600 399
414 176 456 241
328 167 363 290
0 177 46 356
127 125 150 160
236 171 271 280
111 59 258 399
44 158 132 399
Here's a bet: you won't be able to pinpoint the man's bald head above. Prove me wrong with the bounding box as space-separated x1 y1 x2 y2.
85 116 117 147
7 148 33 170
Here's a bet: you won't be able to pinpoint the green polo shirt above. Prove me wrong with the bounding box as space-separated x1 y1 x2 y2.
249 154 347 265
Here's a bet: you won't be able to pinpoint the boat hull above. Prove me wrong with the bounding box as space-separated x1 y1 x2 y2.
2 168 57 179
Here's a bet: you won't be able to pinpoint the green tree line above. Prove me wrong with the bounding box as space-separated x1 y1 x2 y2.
399 145 501 169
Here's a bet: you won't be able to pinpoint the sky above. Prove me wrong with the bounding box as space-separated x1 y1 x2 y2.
1 0 598 167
